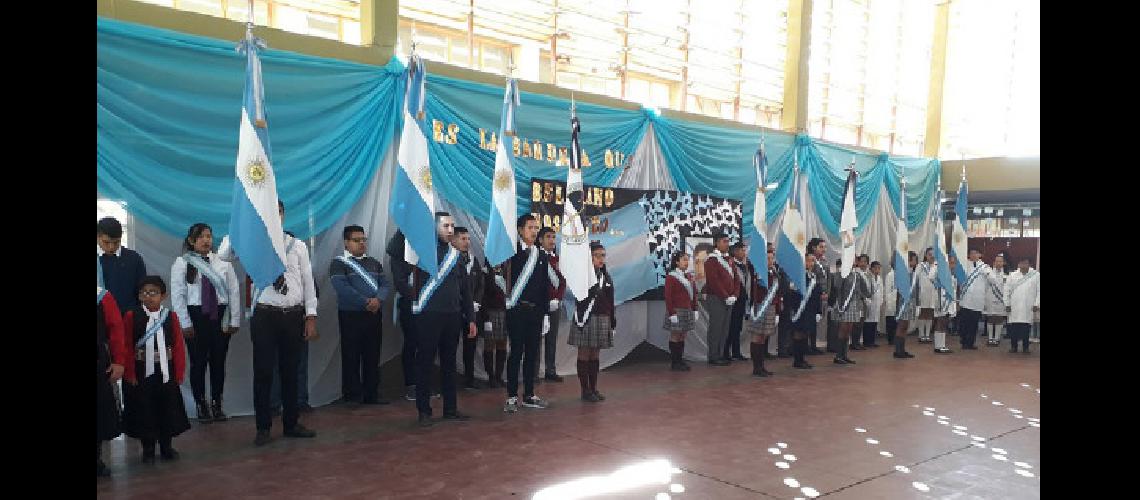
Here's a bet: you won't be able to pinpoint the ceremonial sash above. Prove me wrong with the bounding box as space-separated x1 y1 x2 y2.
249 237 297 318
750 279 780 321
506 246 538 309
1007 271 1038 297
790 277 817 322
837 272 861 313
137 307 171 382
962 262 986 298
412 246 461 314
573 271 605 328
335 255 379 295
669 270 694 301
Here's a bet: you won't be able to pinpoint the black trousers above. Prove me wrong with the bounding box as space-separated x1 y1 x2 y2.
1007 322 1031 351
462 332 478 382
339 310 382 402
885 316 897 344
778 312 792 355
398 298 418 387
862 321 878 346
544 311 561 376
414 311 460 415
958 308 982 348
250 307 305 431
506 305 543 398
725 292 747 358
186 305 231 402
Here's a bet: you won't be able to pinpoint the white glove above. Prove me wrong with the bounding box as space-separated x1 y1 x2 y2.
725 296 737 306
548 299 560 312
669 315 679 324
483 321 493 333
815 314 821 322
693 311 700 321
775 315 780 324
473 302 481 313
542 315 550 335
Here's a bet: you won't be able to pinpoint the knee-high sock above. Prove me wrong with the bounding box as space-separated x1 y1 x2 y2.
668 341 682 365
576 360 589 394
588 359 600 392
921 319 931 339
495 348 507 382
934 329 947 349
750 342 764 373
483 351 495 380
895 334 904 355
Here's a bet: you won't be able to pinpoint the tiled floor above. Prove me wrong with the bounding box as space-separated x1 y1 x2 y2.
98 341 1040 499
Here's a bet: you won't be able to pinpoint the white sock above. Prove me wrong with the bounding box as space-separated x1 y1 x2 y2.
934 330 947 349
988 324 997 341
768 336 779 355
919 320 930 340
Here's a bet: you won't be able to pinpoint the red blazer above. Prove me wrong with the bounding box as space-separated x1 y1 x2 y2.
703 253 740 299
547 252 567 300
100 293 130 367
122 308 187 385
664 272 697 315
752 267 784 314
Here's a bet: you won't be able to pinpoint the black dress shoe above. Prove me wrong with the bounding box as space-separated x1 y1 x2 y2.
545 373 564 382
418 413 434 427
581 392 601 402
593 391 606 401
833 357 849 365
196 401 213 423
709 359 731 366
160 448 180 461
793 361 813 369
893 352 909 359
752 370 770 377
283 424 317 438
211 400 228 421
903 352 915 358
843 357 856 364
254 430 272 446
442 411 472 421
850 345 865 351
732 354 748 361
362 398 391 405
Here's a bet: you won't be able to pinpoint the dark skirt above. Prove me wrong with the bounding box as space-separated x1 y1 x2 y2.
483 309 508 341
123 362 190 440
744 305 778 338
663 308 696 333
96 361 121 441
569 314 614 349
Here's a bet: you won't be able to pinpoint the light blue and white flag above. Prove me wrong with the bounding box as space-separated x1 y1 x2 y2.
391 55 440 275
776 151 807 294
950 167 969 284
893 175 912 310
228 27 286 289
747 139 775 289
931 186 955 303
838 163 858 278
484 78 521 266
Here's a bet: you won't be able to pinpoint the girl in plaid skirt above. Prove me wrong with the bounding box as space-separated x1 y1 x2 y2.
744 246 782 377
570 242 615 402
892 251 920 359
833 255 871 365
664 251 698 371
479 262 509 387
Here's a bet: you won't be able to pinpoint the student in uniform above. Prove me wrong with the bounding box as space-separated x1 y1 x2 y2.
916 248 938 343
833 255 871 364
932 256 957 354
703 233 740 366
743 246 781 377
892 251 920 359
97 289 129 477
122 276 191 464
501 215 556 413
784 253 822 369
863 260 883 349
1003 256 1040 354
330 225 392 405
725 242 753 361
538 227 567 382
171 223 241 423
983 253 1009 346
570 242 616 402
806 238 831 356
480 260 509 388
450 227 486 390
956 249 989 350
883 262 898 347
664 251 698 371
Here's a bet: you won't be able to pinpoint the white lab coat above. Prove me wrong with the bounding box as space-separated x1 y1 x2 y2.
983 268 1008 316
883 269 898 317
866 273 884 322
958 260 990 312
1003 268 1040 324
917 262 939 308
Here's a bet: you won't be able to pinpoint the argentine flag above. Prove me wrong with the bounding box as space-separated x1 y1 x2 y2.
931 192 955 303
228 29 286 289
893 176 912 310
484 78 520 266
949 169 969 284
776 153 807 294
838 165 858 279
747 141 774 289
391 55 439 275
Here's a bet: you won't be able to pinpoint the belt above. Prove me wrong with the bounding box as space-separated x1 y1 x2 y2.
255 304 305 314
516 301 536 309
135 347 173 361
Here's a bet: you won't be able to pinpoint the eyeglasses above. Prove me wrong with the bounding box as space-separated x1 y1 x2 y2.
140 290 163 297
349 238 368 243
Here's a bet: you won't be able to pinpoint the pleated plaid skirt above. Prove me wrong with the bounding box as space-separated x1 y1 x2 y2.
662 308 696 333
836 299 865 323
483 309 508 341
569 314 614 349
895 295 917 321
744 305 778 338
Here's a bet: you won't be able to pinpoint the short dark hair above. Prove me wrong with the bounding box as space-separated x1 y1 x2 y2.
97 217 123 238
343 225 365 240
668 251 687 271
807 238 825 253
454 226 469 235
870 261 881 268
590 241 605 252
517 214 536 229
537 227 555 240
435 211 452 220
729 242 745 253
138 275 167 294
712 233 729 244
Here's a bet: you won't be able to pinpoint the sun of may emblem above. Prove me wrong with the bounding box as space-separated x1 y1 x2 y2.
794 230 806 247
952 230 965 244
494 169 513 192
247 158 268 184
419 165 433 191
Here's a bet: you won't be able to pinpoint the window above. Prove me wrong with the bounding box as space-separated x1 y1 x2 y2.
807 0 933 155
134 0 362 45
940 0 1039 158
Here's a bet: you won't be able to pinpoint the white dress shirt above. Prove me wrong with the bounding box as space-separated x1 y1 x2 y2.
217 234 319 316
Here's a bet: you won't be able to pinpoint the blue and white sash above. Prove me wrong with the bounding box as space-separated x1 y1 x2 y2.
988 272 1006 306
750 279 780 321
506 246 539 309
184 252 231 300
1007 270 1037 297
899 267 920 313
573 271 606 328
137 307 172 382
837 272 861 313
962 262 986 298
249 237 298 318
412 246 461 314
97 256 107 304
790 277 817 322
335 255 379 296
713 252 735 279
